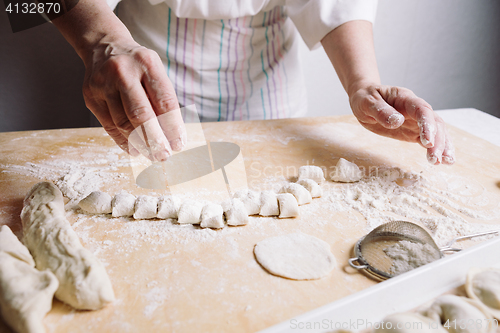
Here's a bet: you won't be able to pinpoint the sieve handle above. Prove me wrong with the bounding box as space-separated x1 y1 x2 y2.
348 257 368 270
441 230 500 252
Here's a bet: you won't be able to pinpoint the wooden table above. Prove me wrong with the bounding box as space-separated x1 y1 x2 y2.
1 115 500 332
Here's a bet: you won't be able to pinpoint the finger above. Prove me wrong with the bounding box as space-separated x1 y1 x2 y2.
86 97 139 156
351 90 405 129
399 93 437 149
441 128 456 165
119 83 172 161
142 65 186 151
426 120 446 165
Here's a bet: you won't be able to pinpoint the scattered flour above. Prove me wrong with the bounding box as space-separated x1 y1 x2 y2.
384 240 442 275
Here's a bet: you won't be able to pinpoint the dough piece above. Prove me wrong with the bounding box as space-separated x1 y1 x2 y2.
222 198 249 226
279 183 312 205
296 179 322 198
233 189 261 215
21 182 115 310
259 191 279 216
254 232 336 280
0 225 59 333
111 193 136 217
421 295 492 333
200 203 224 229
466 267 500 319
298 165 325 183
277 193 299 218
331 158 363 182
133 195 158 219
375 312 448 333
78 191 112 214
0 225 34 265
157 196 179 219
177 200 204 224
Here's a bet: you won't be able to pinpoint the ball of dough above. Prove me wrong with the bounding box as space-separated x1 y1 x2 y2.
79 191 112 214
296 179 322 198
200 203 224 229
331 158 363 183
277 193 299 218
133 195 158 220
157 196 179 219
111 193 136 217
233 189 261 215
298 165 325 183
177 200 204 224
222 198 249 226
259 191 279 216
279 183 312 205
254 232 336 280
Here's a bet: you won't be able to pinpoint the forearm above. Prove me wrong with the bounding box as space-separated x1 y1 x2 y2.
321 20 380 97
51 0 132 65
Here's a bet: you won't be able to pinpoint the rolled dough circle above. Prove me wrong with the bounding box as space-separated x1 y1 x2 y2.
254 233 336 280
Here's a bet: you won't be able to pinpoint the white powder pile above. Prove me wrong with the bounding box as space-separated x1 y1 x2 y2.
384 240 442 275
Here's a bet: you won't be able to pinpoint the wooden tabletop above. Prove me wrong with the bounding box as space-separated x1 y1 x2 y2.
1 115 500 332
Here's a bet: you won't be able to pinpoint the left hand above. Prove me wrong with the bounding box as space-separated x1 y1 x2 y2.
349 83 455 165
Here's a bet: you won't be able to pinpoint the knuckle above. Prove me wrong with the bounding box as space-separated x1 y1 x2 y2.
114 117 135 134
128 106 153 124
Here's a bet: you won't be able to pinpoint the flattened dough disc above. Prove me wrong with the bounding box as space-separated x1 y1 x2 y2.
254 233 336 280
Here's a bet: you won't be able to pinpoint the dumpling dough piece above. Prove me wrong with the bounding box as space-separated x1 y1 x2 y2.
331 158 363 182
177 200 204 224
421 295 492 333
466 267 500 319
222 198 249 226
133 195 158 219
200 203 224 229
21 182 115 310
254 232 336 280
279 183 312 205
0 225 59 333
259 191 279 216
277 193 299 218
111 193 136 217
296 179 322 198
298 165 325 183
157 196 179 219
78 191 112 214
375 312 448 333
233 189 261 215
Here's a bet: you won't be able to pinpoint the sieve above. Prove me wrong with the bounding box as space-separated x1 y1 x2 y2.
348 221 499 281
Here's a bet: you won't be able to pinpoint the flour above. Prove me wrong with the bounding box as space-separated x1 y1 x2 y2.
384 240 441 275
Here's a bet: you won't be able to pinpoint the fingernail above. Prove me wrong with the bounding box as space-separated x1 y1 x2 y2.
427 153 441 165
421 136 434 148
154 150 170 162
387 113 404 127
443 156 455 165
170 138 185 152
129 147 140 157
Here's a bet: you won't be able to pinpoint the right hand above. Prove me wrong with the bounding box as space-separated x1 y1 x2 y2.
82 36 186 161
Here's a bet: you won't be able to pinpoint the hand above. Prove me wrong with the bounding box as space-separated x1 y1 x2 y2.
349 83 455 165
82 36 186 161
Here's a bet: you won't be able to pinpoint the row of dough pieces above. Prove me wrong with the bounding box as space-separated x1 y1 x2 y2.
78 163 362 229
0 182 114 333
372 267 500 333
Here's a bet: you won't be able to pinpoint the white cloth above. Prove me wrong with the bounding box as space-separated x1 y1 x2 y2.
113 0 377 121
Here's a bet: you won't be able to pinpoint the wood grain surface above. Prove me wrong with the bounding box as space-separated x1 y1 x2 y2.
1 115 500 332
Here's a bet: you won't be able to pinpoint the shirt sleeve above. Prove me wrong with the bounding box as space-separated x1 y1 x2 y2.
286 0 378 50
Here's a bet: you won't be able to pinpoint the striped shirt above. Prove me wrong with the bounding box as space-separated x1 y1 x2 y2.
113 0 378 121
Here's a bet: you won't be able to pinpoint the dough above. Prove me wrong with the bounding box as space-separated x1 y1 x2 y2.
177 200 204 224
133 195 158 219
222 198 249 226
78 191 112 214
21 182 115 310
254 232 336 280
277 193 299 218
200 203 224 229
259 191 279 216
157 196 179 219
298 165 325 183
0 226 59 333
279 183 312 205
421 295 492 333
466 267 500 319
375 312 448 333
296 179 322 198
0 225 34 265
331 158 363 182
233 189 261 215
111 192 136 217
